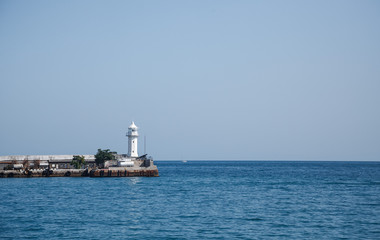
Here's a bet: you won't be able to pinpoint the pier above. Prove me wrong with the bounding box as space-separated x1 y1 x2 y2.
0 122 159 178
0 167 159 178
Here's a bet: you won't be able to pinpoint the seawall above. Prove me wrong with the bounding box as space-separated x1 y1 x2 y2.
0 167 159 178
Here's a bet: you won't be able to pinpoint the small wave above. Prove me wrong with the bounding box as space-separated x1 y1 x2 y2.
244 217 264 221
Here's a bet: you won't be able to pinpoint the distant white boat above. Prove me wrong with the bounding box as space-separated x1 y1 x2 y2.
182 160 187 163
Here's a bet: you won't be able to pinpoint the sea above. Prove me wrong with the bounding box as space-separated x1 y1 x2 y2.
1 161 380 239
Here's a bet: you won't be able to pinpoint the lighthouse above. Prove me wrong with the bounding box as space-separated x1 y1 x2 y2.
127 121 139 158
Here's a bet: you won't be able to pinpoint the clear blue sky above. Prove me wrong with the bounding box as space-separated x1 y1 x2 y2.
1 0 379 160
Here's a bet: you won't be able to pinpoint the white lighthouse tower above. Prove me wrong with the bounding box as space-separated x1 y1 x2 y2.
127 121 139 158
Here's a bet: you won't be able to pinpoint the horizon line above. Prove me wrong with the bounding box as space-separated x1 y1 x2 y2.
154 159 380 162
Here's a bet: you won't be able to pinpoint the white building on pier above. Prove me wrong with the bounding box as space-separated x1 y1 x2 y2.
126 121 139 158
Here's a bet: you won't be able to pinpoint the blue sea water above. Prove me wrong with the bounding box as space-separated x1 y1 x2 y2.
1 161 380 239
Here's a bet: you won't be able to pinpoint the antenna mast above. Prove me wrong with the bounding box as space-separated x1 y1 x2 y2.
144 135 146 154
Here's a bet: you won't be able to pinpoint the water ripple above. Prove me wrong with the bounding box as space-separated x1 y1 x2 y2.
0 161 380 239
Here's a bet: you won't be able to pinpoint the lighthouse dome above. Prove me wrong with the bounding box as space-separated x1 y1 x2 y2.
129 121 138 130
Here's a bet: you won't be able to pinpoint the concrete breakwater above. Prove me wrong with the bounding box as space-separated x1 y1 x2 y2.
0 169 87 178
0 122 160 178
0 168 159 178
90 168 159 177
0 153 159 178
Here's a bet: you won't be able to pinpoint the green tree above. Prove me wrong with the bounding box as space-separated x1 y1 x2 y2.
95 149 116 166
71 155 86 169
